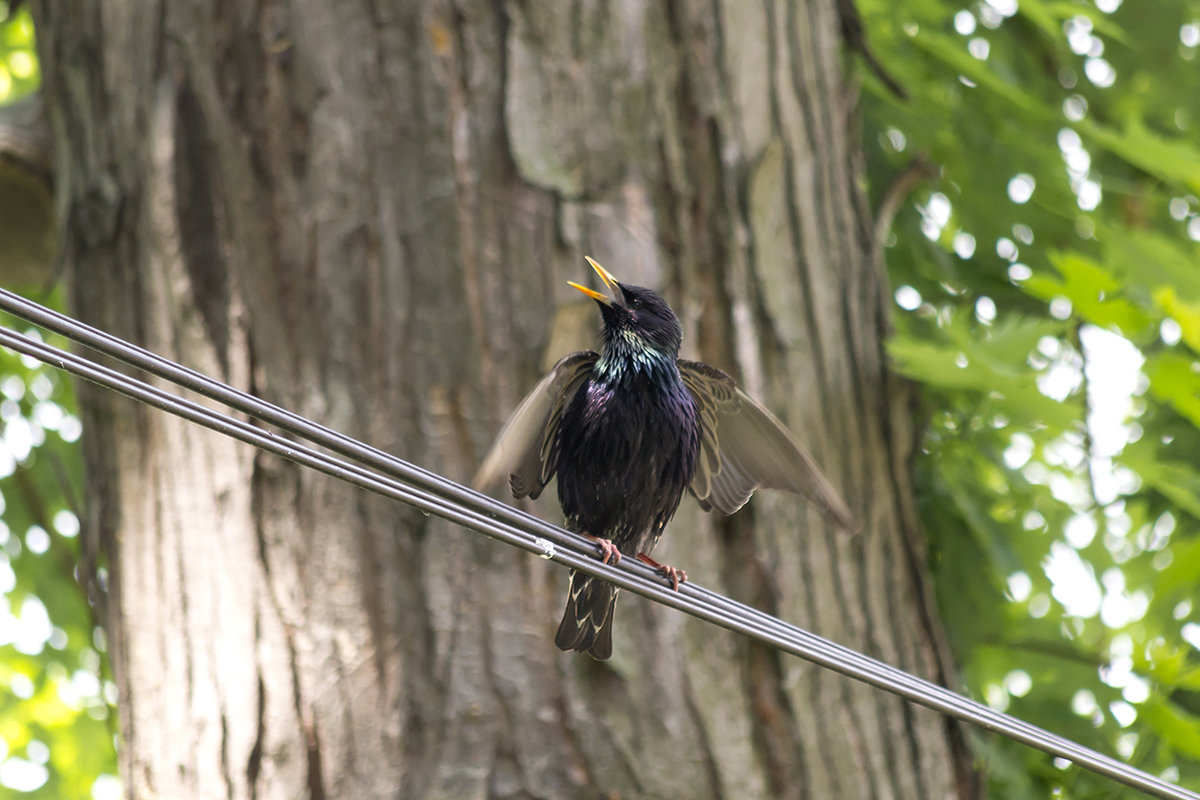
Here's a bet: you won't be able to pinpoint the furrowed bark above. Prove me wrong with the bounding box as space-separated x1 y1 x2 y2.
32 0 977 797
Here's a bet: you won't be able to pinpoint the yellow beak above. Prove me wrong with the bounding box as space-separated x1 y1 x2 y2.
568 256 621 304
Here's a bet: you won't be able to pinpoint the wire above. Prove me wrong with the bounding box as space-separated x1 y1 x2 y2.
0 289 1194 800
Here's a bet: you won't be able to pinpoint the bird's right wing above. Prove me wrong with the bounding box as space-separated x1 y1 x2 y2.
473 351 597 500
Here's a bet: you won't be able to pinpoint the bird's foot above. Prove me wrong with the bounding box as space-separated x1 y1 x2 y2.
636 553 687 591
583 533 623 565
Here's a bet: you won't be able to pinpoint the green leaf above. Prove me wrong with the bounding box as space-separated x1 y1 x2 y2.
1141 699 1200 760
1079 115 1200 194
1145 353 1200 430
1108 230 1200 303
1154 288 1200 354
912 31 1050 117
1027 251 1155 335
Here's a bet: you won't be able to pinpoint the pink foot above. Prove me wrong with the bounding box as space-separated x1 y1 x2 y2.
584 533 622 565
637 553 687 591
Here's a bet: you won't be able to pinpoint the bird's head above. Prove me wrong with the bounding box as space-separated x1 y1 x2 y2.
569 257 683 358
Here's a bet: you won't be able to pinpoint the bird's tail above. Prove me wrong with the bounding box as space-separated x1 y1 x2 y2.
555 571 619 661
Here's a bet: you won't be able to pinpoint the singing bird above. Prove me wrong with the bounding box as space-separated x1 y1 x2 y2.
475 257 856 660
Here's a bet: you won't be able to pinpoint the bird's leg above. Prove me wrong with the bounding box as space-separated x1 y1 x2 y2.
636 553 687 591
582 533 622 565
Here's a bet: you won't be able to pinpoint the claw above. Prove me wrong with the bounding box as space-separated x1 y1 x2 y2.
636 553 687 591
583 533 622 565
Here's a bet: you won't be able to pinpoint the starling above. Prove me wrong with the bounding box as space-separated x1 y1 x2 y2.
476 257 856 660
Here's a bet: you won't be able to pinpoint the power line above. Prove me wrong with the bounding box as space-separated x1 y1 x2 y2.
0 289 1194 800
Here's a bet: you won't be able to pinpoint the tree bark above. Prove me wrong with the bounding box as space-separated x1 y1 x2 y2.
33 0 977 797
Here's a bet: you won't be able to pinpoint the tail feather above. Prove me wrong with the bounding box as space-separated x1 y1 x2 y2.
555 571 619 660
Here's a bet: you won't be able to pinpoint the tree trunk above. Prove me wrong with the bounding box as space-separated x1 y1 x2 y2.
34 0 976 797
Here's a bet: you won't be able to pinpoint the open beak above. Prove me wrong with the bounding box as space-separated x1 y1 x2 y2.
568 256 623 306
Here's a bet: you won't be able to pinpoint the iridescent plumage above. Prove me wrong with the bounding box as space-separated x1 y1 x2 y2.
475 258 856 660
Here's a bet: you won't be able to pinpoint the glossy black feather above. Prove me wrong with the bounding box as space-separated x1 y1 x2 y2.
548 285 700 659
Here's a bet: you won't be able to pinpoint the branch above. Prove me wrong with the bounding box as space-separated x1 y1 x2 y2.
0 92 54 286
872 153 935 258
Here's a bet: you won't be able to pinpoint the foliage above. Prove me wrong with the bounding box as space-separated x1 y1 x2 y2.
857 0 1200 795
0 305 118 799
0 2 36 104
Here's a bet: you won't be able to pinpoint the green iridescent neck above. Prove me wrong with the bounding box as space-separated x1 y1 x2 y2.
594 330 679 385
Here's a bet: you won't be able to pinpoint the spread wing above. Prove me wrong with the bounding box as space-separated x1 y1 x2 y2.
678 360 858 531
473 351 597 500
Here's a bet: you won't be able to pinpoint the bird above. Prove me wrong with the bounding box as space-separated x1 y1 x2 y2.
475 257 857 660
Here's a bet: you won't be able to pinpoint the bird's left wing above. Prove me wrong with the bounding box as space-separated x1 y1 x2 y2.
678 359 858 531
473 351 597 500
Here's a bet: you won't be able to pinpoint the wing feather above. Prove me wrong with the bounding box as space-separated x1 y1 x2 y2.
474 352 597 500
678 360 857 531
